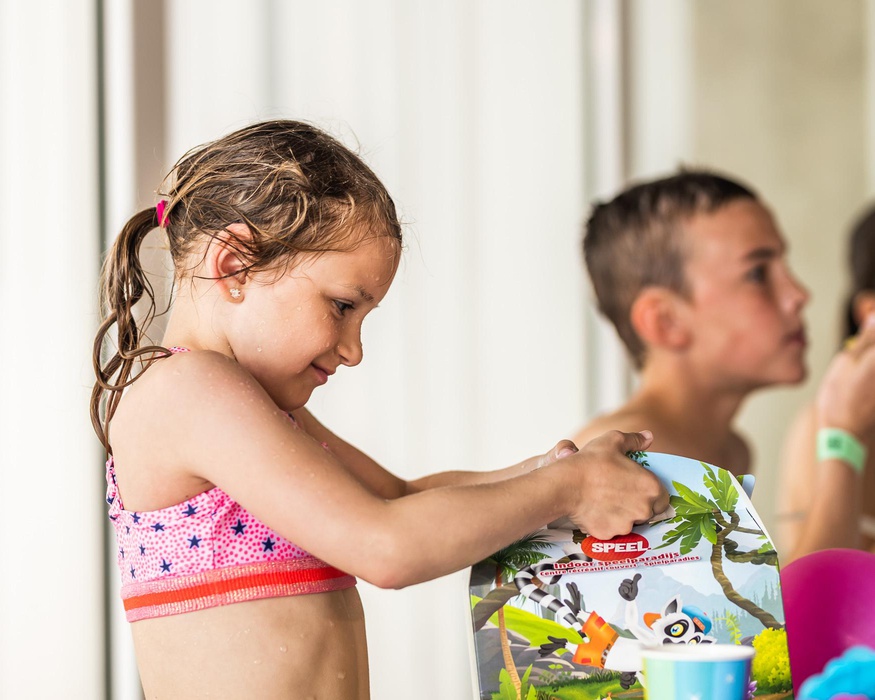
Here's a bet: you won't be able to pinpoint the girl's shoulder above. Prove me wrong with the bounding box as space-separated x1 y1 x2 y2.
111 350 268 462
121 349 257 415
109 349 281 511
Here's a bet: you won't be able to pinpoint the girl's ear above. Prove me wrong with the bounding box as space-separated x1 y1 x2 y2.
853 290 875 327
630 287 692 353
205 223 252 302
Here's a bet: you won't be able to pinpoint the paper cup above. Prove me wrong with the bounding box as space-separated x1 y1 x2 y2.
641 643 755 700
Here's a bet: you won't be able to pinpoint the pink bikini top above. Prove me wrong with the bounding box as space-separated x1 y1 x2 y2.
105 347 355 622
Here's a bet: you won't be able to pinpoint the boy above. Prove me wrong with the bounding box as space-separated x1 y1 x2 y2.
572 171 809 476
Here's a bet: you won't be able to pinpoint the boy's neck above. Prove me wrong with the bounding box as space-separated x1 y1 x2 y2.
631 357 750 441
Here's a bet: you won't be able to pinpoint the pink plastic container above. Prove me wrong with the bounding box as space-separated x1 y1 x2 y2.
781 548 875 694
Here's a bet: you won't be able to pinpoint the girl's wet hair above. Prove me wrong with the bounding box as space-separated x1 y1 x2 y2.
91 120 402 453
845 205 875 338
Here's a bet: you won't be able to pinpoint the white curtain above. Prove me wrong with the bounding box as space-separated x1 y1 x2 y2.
0 0 104 698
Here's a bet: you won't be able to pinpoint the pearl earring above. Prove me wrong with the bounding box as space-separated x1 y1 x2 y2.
230 288 242 299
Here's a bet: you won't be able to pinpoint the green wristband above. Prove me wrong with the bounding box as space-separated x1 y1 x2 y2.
817 427 868 474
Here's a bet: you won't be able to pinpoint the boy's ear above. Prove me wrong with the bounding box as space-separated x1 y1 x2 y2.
853 290 875 327
205 223 252 300
630 287 692 353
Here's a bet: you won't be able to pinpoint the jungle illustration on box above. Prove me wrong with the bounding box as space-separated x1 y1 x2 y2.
468 452 793 700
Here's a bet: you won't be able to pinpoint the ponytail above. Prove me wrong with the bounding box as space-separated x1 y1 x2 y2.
90 208 171 453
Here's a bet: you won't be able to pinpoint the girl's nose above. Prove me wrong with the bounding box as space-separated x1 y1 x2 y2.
338 328 363 367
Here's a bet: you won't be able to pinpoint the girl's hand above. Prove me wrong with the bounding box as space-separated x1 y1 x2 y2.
512 439 580 474
817 314 875 441
556 430 669 540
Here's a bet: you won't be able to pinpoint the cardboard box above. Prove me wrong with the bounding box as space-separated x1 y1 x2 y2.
468 452 793 699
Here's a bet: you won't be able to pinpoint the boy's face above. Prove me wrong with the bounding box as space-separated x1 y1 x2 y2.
680 199 809 390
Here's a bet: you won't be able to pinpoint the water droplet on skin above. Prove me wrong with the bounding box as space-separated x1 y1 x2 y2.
253 659 262 665
257 346 262 352
296 306 302 311
337 671 346 680
279 645 287 653
328 620 335 627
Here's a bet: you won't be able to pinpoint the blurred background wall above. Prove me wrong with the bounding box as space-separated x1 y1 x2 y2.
1 1 872 698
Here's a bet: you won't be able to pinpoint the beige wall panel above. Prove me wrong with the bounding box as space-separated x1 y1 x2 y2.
691 0 868 532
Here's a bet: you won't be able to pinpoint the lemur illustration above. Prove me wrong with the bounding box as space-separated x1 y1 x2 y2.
514 558 715 690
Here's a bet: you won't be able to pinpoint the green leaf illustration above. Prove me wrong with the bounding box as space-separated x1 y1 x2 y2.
672 482 718 513
702 462 738 512
655 524 687 550
699 514 718 545
679 515 705 554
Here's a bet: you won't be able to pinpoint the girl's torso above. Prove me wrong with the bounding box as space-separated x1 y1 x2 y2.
108 349 370 698
131 587 369 700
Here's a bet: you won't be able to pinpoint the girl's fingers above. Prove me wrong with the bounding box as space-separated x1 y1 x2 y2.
554 439 579 460
845 313 875 356
617 429 654 453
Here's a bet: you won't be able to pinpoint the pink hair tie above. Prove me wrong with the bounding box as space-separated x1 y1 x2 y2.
155 200 169 228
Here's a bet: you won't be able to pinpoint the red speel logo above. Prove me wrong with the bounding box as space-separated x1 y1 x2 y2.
581 532 650 561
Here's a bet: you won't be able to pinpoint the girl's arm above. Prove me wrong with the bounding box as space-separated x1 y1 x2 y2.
775 402 819 554
154 352 668 589
292 407 571 499
787 316 875 562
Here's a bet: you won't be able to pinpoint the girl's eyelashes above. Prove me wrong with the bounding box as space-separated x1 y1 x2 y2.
333 299 354 316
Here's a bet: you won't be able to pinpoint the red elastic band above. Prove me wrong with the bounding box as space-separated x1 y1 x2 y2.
156 200 168 228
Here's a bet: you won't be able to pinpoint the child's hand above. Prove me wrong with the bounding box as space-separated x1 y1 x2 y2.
514 439 580 473
558 430 669 540
818 313 875 441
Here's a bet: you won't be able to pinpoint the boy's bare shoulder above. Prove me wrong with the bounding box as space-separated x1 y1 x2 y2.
571 406 664 448
573 407 751 475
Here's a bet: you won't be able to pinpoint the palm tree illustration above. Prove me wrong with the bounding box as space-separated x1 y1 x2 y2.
472 532 552 698
656 462 780 629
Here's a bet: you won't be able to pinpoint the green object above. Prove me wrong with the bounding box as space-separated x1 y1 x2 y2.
817 427 868 474
751 627 793 692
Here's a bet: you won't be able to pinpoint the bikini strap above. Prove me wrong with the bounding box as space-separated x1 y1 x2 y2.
105 456 124 513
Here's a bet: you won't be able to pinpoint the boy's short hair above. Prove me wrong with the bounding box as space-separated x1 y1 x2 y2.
583 169 758 368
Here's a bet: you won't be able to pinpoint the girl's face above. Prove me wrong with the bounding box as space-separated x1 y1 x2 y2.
227 235 400 410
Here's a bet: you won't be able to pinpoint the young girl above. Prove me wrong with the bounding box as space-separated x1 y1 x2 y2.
779 204 875 558
91 120 668 699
